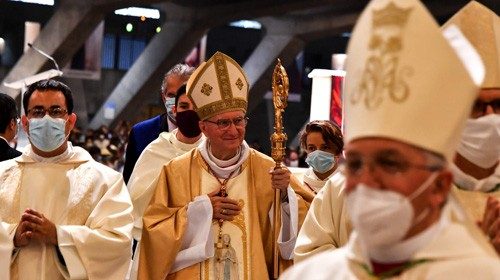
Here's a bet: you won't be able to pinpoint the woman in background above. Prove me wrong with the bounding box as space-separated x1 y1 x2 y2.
299 120 343 194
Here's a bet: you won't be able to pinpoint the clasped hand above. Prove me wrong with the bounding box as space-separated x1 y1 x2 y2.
208 167 291 222
14 208 58 247
209 189 242 221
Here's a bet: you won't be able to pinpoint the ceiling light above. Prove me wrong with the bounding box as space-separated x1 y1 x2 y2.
126 23 133 32
115 7 160 19
229 20 262 29
9 0 54 5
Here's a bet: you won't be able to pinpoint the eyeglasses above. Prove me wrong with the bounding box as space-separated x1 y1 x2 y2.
345 155 443 177
471 99 500 118
27 107 68 118
204 116 248 130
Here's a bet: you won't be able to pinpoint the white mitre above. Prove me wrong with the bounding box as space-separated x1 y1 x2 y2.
343 0 484 160
443 1 499 89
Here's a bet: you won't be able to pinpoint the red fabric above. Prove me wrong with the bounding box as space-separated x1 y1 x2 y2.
371 260 408 277
330 75 343 127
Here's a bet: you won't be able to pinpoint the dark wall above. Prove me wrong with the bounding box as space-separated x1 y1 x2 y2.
206 24 264 66
0 2 54 67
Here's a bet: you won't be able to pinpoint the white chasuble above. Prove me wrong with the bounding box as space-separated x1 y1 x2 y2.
0 145 133 280
0 219 12 279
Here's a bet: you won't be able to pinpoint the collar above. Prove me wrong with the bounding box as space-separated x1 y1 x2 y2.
161 129 205 152
303 167 337 193
16 142 92 164
0 136 8 145
198 139 250 179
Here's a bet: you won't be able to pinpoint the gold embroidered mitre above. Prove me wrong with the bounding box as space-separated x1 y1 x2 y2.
443 1 500 89
372 1 412 27
187 51 249 120
343 0 484 160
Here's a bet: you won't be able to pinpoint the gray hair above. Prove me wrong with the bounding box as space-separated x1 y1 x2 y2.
161 64 195 94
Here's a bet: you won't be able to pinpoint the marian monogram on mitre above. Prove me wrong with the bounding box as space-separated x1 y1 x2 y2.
351 2 414 109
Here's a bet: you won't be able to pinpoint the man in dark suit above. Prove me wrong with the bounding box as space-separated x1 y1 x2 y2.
0 92 22 161
122 64 195 183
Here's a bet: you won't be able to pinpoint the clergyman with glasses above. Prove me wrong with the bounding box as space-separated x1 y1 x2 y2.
137 52 313 280
282 0 499 279
0 79 134 279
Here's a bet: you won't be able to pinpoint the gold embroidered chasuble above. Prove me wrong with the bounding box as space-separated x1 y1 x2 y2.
138 148 313 280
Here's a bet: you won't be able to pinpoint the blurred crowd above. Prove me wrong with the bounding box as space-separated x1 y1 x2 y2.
68 120 131 172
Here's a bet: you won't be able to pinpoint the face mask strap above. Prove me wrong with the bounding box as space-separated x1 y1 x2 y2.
407 172 439 201
408 173 437 230
412 207 430 227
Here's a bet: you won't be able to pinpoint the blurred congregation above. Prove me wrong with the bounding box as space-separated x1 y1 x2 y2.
68 122 130 171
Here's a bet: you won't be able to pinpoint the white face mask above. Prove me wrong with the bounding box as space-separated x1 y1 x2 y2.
346 172 438 249
28 115 67 152
457 114 500 169
305 150 336 174
451 162 500 192
164 97 176 123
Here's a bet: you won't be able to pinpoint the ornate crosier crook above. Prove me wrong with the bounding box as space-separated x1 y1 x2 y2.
270 58 289 279
271 59 289 167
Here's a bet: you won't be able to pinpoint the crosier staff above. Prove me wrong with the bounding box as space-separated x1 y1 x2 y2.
270 58 289 279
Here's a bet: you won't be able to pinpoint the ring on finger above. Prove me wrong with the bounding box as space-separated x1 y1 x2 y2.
221 209 227 214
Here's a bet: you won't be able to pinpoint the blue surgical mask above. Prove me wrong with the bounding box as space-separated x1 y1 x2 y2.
305 150 336 174
28 115 67 152
164 97 176 122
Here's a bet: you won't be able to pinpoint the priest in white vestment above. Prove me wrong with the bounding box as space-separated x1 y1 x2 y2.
441 1 500 254
127 85 204 279
293 121 350 263
293 171 350 263
282 0 499 279
128 84 204 241
0 79 133 279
